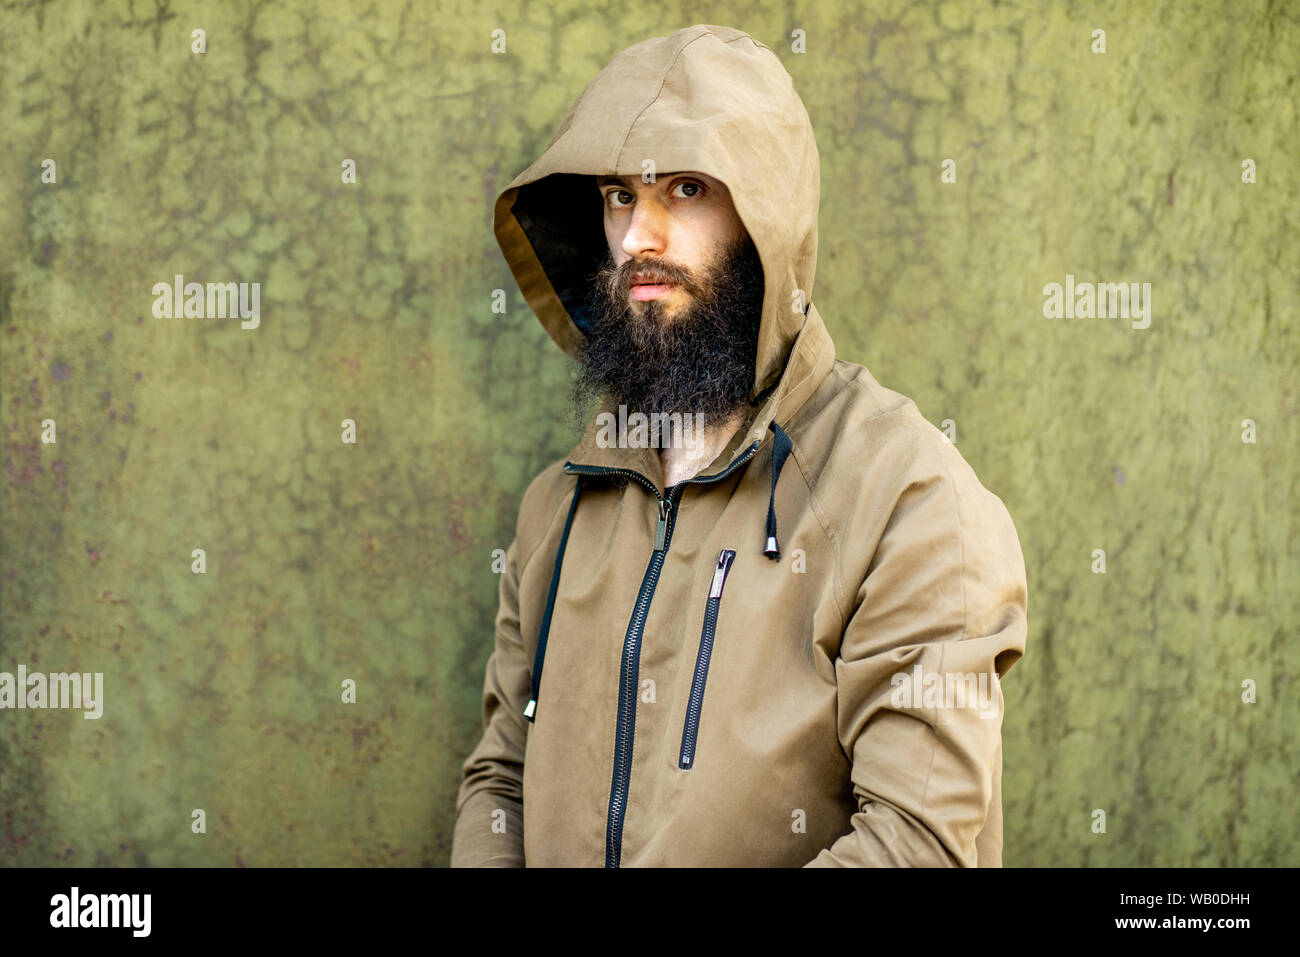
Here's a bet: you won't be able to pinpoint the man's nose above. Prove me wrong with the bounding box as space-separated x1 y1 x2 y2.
621 198 670 260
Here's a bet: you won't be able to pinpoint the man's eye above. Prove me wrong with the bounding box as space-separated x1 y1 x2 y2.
606 181 703 208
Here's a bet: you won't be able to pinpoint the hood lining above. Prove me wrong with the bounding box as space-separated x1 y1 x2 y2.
512 173 610 336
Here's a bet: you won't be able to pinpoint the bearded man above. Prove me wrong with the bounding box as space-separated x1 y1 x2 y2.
452 24 1028 868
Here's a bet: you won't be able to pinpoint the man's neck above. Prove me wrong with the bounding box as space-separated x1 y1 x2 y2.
659 407 747 488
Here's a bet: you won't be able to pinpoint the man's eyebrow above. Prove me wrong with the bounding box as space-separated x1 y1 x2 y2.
595 172 691 188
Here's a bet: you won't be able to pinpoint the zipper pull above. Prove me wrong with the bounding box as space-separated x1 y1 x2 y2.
654 498 672 551
708 549 736 598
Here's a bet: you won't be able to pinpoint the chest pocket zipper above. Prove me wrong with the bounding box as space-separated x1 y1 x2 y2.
679 548 737 770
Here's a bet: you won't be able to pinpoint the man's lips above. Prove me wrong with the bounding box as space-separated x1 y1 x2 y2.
630 278 678 301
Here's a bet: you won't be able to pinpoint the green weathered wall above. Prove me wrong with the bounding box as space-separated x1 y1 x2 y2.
1 0 1295 866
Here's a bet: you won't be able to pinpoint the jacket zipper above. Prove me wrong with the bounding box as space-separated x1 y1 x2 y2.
679 548 736 770
563 438 762 868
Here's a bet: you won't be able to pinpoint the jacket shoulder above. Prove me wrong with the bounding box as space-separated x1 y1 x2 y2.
793 358 974 490
790 359 1027 651
511 455 579 569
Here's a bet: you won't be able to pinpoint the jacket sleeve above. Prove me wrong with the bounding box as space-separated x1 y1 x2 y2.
450 533 531 867
803 450 1028 867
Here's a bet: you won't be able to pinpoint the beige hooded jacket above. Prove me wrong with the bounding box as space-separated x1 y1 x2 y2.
451 24 1028 867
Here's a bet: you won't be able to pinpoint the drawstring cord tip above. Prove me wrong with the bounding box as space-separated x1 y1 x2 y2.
523 699 536 721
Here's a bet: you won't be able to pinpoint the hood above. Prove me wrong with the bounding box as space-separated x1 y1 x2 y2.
493 24 832 483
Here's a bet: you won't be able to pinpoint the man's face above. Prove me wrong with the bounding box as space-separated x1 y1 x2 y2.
599 170 748 320
570 171 766 427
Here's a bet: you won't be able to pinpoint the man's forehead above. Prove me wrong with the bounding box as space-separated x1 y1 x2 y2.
595 171 704 187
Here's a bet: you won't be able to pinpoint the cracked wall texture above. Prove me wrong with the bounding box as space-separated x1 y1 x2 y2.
1 0 1296 866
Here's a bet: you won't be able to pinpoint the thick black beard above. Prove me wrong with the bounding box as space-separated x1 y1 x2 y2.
568 232 765 434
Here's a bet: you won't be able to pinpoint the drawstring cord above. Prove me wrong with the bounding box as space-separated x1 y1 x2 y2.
764 420 793 560
524 474 584 722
